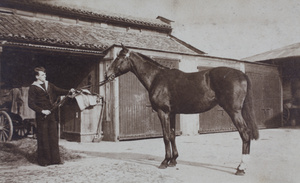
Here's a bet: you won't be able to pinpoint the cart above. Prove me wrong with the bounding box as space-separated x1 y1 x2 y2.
0 109 13 141
0 87 34 142
0 108 32 142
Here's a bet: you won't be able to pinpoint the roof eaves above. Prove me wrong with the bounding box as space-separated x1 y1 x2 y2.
0 40 106 56
0 33 109 51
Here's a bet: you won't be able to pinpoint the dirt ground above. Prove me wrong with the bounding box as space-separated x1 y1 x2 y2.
1 127 300 183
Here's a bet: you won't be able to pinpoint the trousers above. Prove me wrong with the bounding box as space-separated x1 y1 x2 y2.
36 114 61 166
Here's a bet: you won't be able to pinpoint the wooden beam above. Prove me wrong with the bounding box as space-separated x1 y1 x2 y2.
0 46 2 91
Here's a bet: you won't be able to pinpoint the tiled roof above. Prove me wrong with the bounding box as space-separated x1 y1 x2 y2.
0 0 172 33
0 14 200 55
244 43 300 61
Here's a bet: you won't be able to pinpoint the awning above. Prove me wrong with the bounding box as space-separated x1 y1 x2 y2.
244 43 300 62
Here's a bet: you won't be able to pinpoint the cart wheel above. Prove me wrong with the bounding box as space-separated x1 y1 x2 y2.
13 117 29 138
282 104 290 126
0 111 13 142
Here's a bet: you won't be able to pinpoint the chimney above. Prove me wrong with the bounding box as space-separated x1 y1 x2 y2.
156 16 174 25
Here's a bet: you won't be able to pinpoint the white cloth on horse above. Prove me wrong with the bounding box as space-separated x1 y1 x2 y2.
75 90 98 110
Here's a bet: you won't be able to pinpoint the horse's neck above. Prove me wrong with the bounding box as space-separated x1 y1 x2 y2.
130 58 161 90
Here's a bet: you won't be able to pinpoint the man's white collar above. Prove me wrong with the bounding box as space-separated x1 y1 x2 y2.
32 80 48 91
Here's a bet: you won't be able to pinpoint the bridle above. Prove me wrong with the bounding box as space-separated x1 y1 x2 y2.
110 50 132 78
77 50 137 92
80 50 131 90
114 50 144 80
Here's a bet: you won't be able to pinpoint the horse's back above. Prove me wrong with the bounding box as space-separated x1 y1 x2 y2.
208 67 248 93
209 67 247 83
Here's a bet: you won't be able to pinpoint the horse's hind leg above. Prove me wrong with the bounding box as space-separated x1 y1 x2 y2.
226 110 251 175
168 113 178 167
157 109 172 169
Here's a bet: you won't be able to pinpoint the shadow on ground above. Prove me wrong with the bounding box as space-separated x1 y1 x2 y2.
74 150 237 175
0 138 83 166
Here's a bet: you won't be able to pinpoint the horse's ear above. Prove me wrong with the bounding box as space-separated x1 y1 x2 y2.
121 43 125 49
121 43 129 53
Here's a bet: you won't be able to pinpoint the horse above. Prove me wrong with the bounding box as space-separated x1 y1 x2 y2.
105 45 259 175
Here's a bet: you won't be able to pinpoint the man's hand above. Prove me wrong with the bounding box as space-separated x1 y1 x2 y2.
69 88 76 94
42 110 51 115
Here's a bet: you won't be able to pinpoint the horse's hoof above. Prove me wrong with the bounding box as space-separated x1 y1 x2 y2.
235 169 245 176
168 163 176 167
158 164 168 169
168 161 177 167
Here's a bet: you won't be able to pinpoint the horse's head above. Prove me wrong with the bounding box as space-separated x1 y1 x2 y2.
105 45 132 81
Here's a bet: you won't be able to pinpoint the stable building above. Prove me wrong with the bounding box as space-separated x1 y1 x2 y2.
0 0 282 142
245 43 300 126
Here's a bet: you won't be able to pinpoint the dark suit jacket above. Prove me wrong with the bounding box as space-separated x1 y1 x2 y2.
28 81 69 118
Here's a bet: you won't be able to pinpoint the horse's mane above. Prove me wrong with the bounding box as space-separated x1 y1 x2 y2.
136 52 169 69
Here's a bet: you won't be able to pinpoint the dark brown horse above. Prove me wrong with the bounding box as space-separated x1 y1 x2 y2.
105 45 259 175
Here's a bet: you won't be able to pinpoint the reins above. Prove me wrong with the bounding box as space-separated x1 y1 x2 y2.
79 78 112 90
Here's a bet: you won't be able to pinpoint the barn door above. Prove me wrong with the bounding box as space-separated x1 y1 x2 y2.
118 57 180 140
199 105 236 133
198 67 236 134
246 72 265 128
246 71 282 128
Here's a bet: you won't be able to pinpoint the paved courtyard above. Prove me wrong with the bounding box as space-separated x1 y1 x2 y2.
1 127 299 183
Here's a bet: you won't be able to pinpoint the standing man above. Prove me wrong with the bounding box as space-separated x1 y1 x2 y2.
28 66 74 166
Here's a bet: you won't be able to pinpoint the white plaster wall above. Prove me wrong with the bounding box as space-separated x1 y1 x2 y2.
178 56 201 135
180 114 200 135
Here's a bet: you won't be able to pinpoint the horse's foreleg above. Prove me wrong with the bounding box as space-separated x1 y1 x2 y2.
157 110 172 169
168 113 178 167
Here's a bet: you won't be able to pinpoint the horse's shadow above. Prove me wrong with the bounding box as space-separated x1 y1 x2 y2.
75 150 237 175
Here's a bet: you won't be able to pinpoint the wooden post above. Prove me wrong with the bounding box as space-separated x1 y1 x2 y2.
100 49 120 141
97 60 105 139
100 59 115 141
0 46 2 92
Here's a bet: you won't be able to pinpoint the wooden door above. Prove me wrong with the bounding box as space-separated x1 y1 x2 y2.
118 57 180 140
199 105 236 133
246 72 265 128
266 74 282 126
246 65 282 128
198 66 235 134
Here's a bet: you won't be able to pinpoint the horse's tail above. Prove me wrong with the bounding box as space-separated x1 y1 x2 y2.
242 75 259 140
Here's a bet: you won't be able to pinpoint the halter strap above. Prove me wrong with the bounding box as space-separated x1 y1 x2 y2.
126 52 140 78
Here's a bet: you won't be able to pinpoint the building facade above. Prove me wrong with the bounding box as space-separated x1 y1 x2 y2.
0 0 282 142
